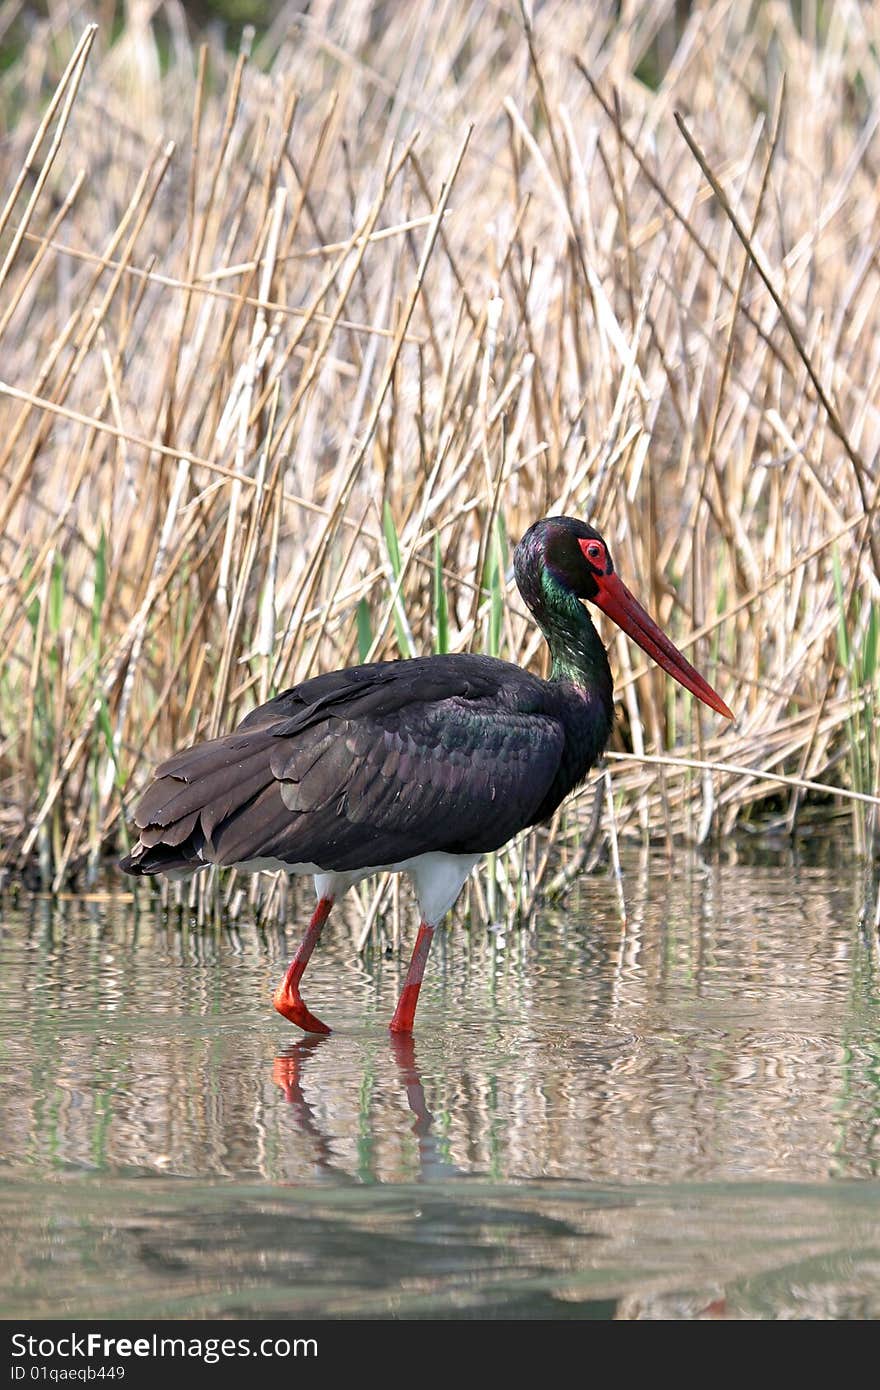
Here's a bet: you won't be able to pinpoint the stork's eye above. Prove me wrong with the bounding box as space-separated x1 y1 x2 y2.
580 539 606 569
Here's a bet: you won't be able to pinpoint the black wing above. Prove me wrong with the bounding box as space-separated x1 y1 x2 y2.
120 655 566 877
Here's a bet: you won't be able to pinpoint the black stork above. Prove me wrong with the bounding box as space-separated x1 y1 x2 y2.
120 516 732 1035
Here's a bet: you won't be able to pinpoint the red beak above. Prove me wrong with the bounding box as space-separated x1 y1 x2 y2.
592 573 733 720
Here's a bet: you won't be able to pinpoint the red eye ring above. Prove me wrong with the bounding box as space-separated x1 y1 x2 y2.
580 539 605 566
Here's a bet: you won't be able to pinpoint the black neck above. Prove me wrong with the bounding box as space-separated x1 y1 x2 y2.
516 558 613 707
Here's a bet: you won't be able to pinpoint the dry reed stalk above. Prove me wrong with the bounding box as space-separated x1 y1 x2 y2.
1 2 878 930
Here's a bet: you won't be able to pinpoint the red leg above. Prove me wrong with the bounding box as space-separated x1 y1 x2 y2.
389 921 435 1035
273 896 333 1035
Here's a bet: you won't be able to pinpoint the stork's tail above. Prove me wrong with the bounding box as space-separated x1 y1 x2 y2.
118 725 282 880
118 838 207 879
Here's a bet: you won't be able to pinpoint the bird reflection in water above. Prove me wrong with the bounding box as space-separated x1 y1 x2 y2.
273 1034 462 1180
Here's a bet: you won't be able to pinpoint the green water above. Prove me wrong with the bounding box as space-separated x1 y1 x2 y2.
2 844 879 1318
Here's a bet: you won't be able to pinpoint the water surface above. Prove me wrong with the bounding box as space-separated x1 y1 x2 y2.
2 843 879 1318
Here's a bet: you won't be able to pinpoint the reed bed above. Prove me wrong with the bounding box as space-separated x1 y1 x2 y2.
1 1 878 936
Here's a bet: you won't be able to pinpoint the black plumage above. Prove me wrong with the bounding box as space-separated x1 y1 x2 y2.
120 654 608 878
120 516 732 1035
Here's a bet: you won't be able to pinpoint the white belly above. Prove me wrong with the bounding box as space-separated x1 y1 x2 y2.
230 851 483 927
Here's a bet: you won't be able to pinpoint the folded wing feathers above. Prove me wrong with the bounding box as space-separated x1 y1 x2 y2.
135 735 277 829
126 672 566 873
139 808 200 849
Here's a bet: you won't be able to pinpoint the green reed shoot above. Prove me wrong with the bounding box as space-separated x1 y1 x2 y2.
382 501 415 658
356 596 373 664
433 532 449 656
833 547 877 853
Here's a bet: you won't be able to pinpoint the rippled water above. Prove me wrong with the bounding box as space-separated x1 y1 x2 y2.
2 842 879 1318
